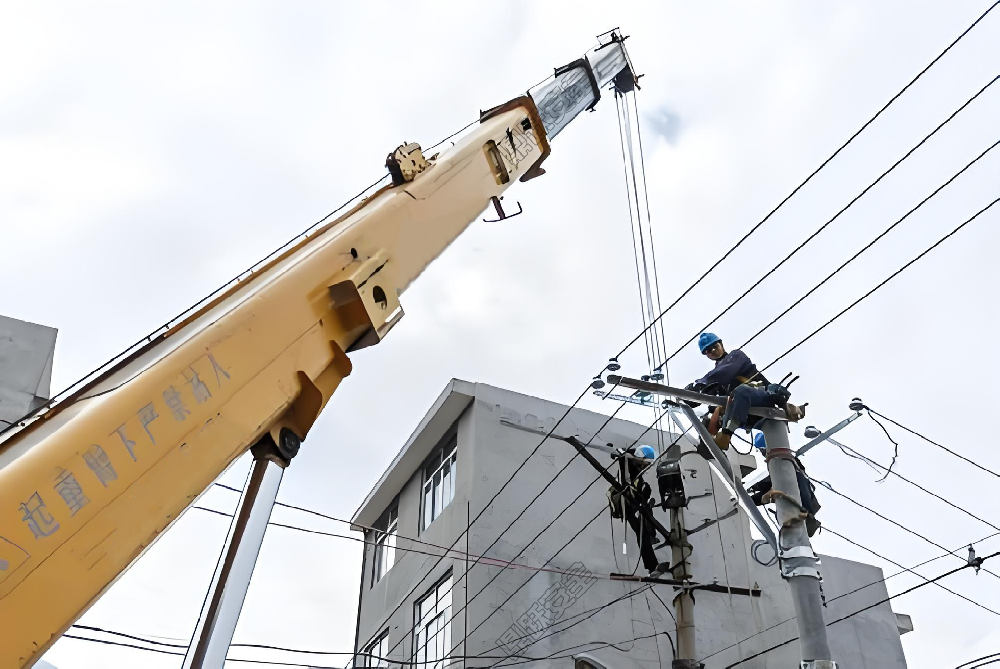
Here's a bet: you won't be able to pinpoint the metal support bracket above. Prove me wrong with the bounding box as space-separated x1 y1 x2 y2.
678 404 777 551
607 375 803 422
482 195 523 222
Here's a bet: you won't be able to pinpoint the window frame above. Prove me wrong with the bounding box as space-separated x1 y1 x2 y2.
420 430 458 533
361 628 389 667
412 571 453 669
371 503 398 588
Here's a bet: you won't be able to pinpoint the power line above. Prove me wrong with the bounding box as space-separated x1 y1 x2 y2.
723 551 1000 667
831 439 1000 536
866 407 1000 480
810 475 1000 581
698 529 1000 664
476 584 656 668
820 526 1000 617
739 133 1000 352
666 77 1000 364
0 171 391 438
612 0 1000 365
361 396 640 667
957 654 1000 669
760 196 1000 374
408 407 666 666
191 503 651 583
372 10 999 658
460 431 705 665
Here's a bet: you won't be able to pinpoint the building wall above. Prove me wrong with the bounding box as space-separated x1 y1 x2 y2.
354 382 908 667
0 315 57 426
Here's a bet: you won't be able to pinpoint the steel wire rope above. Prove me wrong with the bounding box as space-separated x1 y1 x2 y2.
605 0 1000 366
631 89 671 386
661 74 1000 366
739 133 1000 353
614 85 666 457
621 88 671 454
757 196 1000 375
722 551 1000 668
363 21 999 660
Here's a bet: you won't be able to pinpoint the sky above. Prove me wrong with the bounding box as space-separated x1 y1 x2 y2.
2 1 999 667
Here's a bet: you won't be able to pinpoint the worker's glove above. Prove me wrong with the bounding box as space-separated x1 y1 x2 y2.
683 382 704 408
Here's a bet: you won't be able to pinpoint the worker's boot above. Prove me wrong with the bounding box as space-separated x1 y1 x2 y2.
714 430 732 451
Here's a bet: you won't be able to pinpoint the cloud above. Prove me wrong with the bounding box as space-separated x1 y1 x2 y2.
643 106 683 145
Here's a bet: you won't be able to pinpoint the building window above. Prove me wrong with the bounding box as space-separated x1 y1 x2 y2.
422 434 457 531
371 506 398 587
361 629 389 667
413 572 452 668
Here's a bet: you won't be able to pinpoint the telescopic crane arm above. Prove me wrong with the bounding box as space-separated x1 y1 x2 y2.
0 35 636 668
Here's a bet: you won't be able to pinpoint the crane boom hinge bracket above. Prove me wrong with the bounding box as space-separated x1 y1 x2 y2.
329 250 404 352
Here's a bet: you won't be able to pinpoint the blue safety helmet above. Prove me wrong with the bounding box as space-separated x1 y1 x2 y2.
636 445 656 460
698 332 722 353
753 432 767 452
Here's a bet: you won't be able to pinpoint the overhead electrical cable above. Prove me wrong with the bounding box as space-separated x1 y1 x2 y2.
739 135 1000 351
810 475 1000 581
866 407 1000 480
759 196 1000 374
663 76 1000 365
820 526 1000 617
723 551 1000 667
411 408 672 666
830 439 1000 535
377 18 1000 663
607 0 1000 363
698 529 1000 663
363 397 640 667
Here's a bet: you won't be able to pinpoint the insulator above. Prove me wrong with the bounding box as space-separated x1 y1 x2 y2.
591 376 606 390
849 397 865 412
607 358 621 372
803 426 820 439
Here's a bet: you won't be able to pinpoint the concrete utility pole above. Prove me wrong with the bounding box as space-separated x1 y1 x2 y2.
759 419 837 668
668 505 700 669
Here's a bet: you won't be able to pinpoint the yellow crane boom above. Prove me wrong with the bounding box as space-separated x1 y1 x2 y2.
0 35 634 667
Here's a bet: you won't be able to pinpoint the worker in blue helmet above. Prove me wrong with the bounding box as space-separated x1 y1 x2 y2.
685 333 803 451
607 445 669 578
749 432 822 536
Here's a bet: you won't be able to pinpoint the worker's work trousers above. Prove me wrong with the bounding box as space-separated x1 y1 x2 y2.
624 504 660 572
723 384 775 431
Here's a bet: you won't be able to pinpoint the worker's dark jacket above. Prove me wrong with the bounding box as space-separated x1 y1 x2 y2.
694 349 768 395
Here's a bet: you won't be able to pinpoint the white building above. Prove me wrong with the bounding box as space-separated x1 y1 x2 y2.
350 380 909 667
